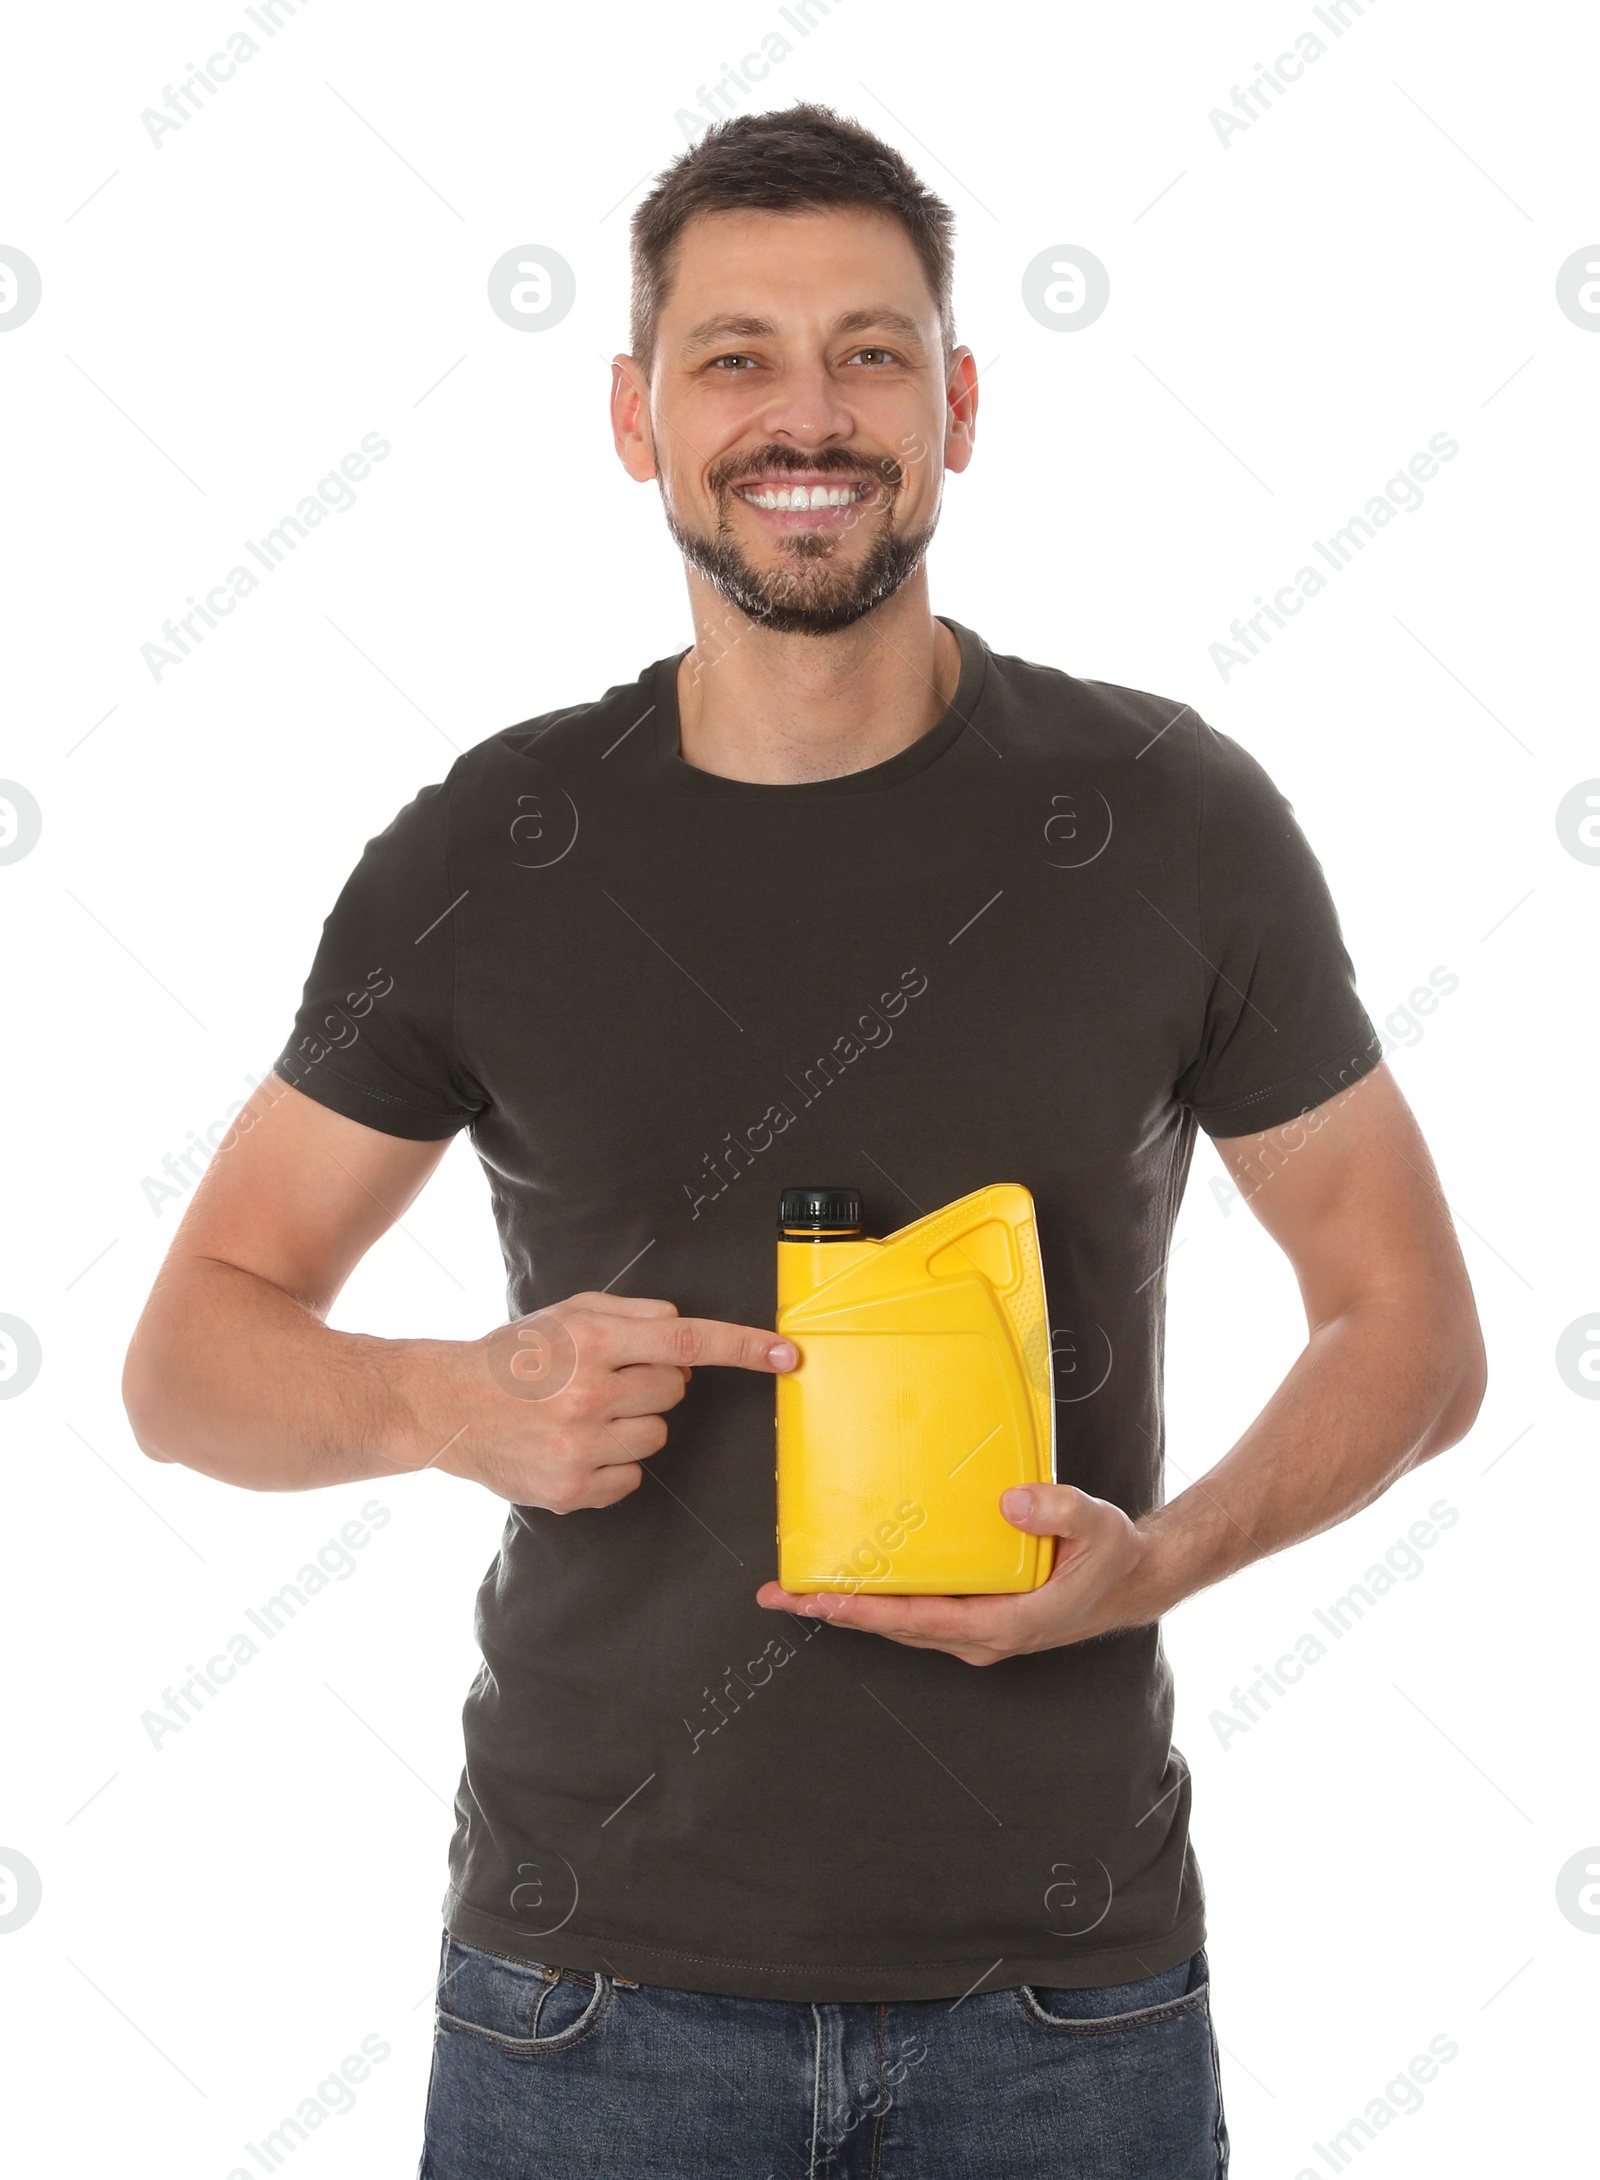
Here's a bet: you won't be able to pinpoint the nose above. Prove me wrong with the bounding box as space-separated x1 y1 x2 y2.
752 353 856 451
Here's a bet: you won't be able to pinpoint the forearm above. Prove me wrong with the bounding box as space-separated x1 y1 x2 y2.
123 1255 446 1491
1134 1295 1485 1617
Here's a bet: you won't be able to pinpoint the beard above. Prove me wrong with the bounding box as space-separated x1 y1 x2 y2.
662 452 939 636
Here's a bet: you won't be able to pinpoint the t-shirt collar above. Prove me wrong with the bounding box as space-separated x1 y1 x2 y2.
650 615 990 797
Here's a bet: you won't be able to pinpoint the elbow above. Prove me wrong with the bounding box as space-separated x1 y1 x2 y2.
121 1329 179 1464
1417 1305 1488 1462
1441 1338 1489 1449
122 1391 175 1466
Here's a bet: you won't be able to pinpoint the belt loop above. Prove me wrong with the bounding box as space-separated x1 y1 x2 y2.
809 2002 825 2180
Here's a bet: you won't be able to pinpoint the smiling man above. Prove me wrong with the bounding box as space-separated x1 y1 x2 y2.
124 103 1485 2180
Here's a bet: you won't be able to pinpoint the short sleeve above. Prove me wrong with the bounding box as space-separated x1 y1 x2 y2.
272 774 489 1141
1176 725 1381 1137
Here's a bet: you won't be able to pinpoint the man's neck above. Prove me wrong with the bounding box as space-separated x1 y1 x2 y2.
674 575 962 785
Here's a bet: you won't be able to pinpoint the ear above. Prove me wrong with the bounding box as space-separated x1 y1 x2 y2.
610 355 658 483
942 346 979 477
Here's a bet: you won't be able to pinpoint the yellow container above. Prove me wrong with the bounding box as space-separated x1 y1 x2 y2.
774 1184 1056 1594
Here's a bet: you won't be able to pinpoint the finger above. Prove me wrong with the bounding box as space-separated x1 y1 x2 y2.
610 1315 797 1374
605 1363 691 1417
575 1461 644 1509
999 1483 1095 1534
756 1583 1024 1644
756 1586 1013 1663
566 1292 679 1319
593 1414 670 1464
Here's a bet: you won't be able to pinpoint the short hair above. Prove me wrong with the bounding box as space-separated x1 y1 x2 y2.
628 102 956 372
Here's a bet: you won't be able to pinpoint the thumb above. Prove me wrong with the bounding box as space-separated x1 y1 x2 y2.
1000 1483 1086 1532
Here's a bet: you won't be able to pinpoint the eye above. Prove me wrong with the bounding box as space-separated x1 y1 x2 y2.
846 347 901 367
706 352 760 371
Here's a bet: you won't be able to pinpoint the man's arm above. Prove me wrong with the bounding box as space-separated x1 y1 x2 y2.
123 1077 795 1500
756 1064 1487 1661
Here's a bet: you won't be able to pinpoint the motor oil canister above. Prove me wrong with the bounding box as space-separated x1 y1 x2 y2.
774 1184 1056 1595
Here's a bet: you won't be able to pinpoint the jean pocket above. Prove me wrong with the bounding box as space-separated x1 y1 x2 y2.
1015 1949 1210 2034
436 1936 613 2057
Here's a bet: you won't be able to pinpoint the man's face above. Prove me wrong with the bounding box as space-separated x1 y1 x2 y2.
616 207 974 635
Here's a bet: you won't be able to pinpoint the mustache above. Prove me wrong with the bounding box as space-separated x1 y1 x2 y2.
708 446 905 493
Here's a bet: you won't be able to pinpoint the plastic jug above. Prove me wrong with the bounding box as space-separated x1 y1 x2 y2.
774 1184 1056 1594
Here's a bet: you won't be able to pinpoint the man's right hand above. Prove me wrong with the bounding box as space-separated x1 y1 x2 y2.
122 1080 795 1499
412 1294 797 1512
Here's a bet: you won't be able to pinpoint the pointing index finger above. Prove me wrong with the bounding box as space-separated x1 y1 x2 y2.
622 1316 797 1373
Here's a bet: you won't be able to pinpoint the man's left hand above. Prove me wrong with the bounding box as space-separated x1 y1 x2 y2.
754 1485 1172 1666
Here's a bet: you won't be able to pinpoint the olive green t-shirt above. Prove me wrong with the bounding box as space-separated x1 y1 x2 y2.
274 618 1380 2001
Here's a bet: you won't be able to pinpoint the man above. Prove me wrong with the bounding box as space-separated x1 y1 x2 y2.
123 102 1485 2180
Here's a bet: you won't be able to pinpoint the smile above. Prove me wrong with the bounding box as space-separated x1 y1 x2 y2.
733 480 872 512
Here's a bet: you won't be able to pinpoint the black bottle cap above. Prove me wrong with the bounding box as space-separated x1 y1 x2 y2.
779 1186 864 1232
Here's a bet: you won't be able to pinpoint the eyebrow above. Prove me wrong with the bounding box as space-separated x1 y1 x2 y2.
679 307 930 358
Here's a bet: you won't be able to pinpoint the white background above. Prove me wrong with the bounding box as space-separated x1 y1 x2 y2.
1 1 1596 2173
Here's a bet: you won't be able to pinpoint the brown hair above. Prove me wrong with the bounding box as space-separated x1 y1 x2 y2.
628 102 956 371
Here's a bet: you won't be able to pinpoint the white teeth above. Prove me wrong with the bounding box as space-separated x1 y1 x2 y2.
739 483 863 510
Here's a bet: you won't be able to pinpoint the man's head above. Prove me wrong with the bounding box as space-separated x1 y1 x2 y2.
611 104 976 637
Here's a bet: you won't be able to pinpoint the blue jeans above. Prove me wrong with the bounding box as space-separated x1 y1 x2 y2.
418 1933 1228 2177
